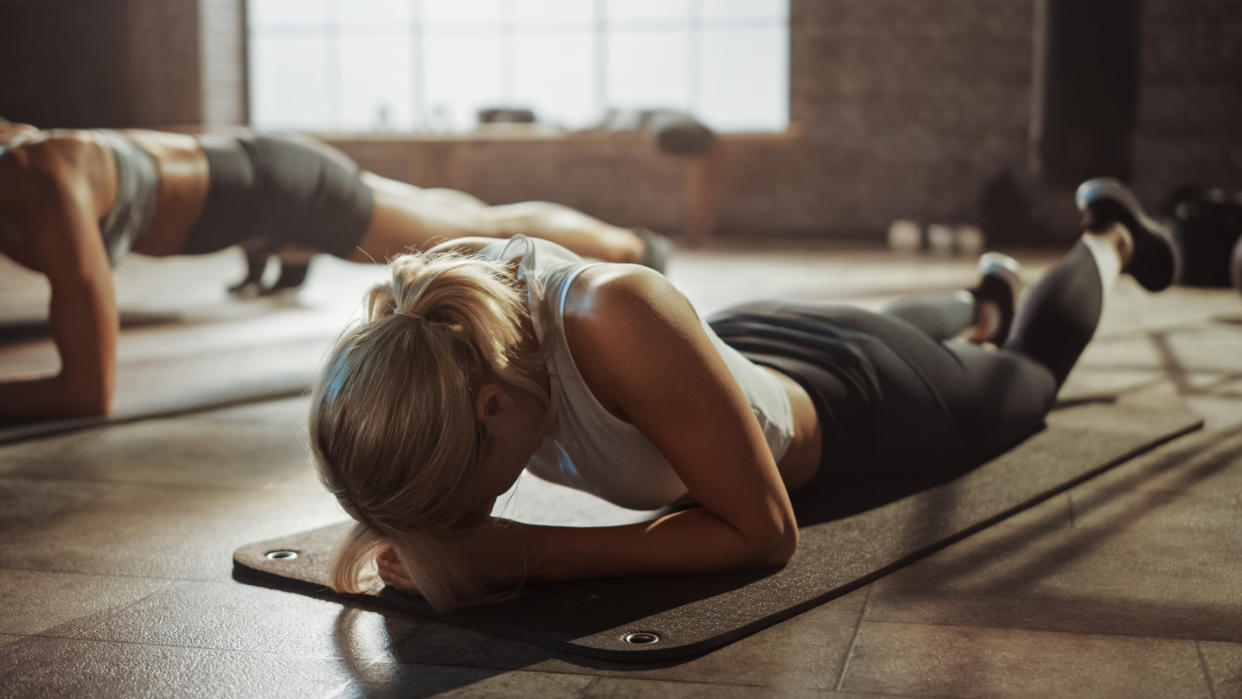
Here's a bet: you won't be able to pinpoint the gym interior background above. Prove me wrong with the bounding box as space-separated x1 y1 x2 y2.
1 0 1238 248
4 3 1242 697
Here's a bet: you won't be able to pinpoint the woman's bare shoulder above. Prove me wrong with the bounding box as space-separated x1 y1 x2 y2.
561 264 701 413
0 128 108 191
564 263 679 318
0 129 114 270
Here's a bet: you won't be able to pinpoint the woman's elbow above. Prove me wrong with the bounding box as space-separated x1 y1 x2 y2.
57 372 113 418
747 521 798 567
64 390 111 418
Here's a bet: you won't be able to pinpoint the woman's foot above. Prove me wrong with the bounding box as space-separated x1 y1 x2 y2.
633 228 674 274
1075 178 1182 291
967 252 1023 344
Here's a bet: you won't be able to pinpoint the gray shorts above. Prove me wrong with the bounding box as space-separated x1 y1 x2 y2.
184 134 374 257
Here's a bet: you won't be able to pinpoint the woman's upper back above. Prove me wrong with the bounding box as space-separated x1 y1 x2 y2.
478 236 794 510
0 129 123 273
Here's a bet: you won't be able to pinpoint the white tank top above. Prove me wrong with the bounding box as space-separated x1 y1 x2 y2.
481 237 794 510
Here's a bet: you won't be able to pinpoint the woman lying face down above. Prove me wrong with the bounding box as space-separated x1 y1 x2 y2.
310 236 811 611
309 181 1178 611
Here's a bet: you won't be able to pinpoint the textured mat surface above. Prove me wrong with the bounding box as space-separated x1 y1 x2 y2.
0 336 328 444
234 400 1202 662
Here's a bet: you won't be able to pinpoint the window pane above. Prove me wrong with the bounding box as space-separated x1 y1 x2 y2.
250 35 332 129
702 0 787 23
697 27 788 131
332 0 411 28
423 0 503 26
511 0 595 27
604 0 691 24
422 34 505 129
606 31 691 111
338 34 413 130
248 0 331 28
512 31 596 127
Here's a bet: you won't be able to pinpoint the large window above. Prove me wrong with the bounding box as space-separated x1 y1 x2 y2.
247 0 788 133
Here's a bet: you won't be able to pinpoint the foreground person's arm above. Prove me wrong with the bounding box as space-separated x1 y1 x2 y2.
520 265 799 581
0 151 117 421
379 266 798 603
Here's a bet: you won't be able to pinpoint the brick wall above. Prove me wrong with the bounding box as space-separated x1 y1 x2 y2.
0 0 138 127
0 0 243 128
2 0 1238 242
338 0 1040 241
331 1 1038 241
750 0 1036 237
1133 0 1242 208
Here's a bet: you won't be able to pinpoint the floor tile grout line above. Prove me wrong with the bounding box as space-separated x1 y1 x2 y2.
1196 640 1219 699
307 653 838 693
0 471 320 495
834 583 873 692
574 675 601 698
72 579 180 637
0 564 254 586
15 631 355 663
857 617 1234 647
24 620 840 690
12 561 886 687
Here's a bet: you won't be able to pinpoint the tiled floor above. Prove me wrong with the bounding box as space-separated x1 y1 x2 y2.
2 244 1241 698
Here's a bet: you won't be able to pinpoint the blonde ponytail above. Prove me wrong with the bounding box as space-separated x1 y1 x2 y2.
310 250 544 611
329 521 384 594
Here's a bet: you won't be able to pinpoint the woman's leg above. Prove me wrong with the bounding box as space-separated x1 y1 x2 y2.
353 173 652 267
871 181 1175 469
1001 238 1108 388
756 247 1092 481
882 252 1024 344
1003 176 1181 388
881 292 976 342
747 182 1176 484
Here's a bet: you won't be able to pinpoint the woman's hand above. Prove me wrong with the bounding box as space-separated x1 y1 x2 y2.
375 544 418 594
375 519 531 606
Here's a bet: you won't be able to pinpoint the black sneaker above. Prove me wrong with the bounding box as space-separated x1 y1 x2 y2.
969 252 1024 344
261 258 312 295
1075 178 1181 292
633 228 674 274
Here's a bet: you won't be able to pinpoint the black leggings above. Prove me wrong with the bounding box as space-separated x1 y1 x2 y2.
710 241 1104 483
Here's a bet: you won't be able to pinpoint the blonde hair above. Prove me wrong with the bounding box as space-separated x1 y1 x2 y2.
309 250 545 611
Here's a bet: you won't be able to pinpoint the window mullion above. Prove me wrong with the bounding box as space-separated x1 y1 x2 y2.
411 0 424 129
594 0 608 116
689 0 702 113
327 7 342 129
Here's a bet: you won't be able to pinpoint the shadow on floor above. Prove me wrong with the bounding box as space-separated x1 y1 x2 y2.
0 311 185 345
880 423 1242 643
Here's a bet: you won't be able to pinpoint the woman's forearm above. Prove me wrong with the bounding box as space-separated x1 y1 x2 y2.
520 505 796 585
0 373 105 421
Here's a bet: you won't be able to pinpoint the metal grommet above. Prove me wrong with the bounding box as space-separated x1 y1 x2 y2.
265 550 298 561
622 631 660 645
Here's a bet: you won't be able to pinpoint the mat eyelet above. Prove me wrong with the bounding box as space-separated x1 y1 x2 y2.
622 631 660 644
265 550 298 560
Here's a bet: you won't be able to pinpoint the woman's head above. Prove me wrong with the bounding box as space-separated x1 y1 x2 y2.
309 249 546 609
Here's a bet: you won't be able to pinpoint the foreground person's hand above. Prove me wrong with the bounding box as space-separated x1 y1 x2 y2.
374 519 530 608
375 543 418 594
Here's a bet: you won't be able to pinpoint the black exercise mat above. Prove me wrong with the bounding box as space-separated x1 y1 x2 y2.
0 335 329 444
234 400 1202 661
